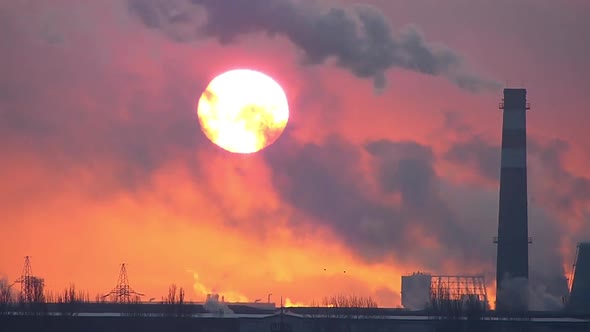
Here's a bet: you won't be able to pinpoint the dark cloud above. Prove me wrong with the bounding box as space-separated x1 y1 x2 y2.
128 0 501 92
264 134 406 261
264 134 495 270
365 140 446 223
444 135 500 180
529 139 590 214
442 111 472 135
445 132 590 219
441 124 590 303
365 139 492 265
265 124 586 296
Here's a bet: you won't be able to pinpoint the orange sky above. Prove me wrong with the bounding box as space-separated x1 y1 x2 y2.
1 0 589 309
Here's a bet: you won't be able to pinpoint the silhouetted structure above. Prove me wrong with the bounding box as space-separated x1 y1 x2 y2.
401 273 489 313
429 275 488 316
567 242 590 313
13 256 44 303
103 264 144 303
401 272 432 310
495 88 531 312
271 297 292 332
429 276 490 332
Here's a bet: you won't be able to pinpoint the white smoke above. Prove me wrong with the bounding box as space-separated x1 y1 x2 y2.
498 277 565 311
189 271 248 303
203 294 234 315
530 286 564 311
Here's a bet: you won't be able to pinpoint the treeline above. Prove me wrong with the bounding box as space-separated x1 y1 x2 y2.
161 284 191 317
316 294 379 309
306 294 380 319
427 286 491 332
0 282 193 317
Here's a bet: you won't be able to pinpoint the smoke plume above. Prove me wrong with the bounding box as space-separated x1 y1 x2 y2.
128 0 501 92
498 277 566 312
203 294 234 315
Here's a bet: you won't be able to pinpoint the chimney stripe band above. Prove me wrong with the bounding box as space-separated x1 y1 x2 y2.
496 88 529 312
502 112 526 130
501 130 527 149
501 148 526 169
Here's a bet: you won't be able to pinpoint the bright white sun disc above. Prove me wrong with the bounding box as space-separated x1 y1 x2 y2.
197 69 290 154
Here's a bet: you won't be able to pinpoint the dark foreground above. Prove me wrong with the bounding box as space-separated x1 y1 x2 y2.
2 314 590 332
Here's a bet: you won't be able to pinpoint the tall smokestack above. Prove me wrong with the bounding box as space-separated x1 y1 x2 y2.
495 88 531 312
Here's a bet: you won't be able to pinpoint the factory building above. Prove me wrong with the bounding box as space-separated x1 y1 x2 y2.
567 242 590 313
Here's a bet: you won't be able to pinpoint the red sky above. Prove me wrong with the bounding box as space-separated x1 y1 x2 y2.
1 0 589 308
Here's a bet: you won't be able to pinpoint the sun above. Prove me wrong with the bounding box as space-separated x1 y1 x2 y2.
197 69 290 154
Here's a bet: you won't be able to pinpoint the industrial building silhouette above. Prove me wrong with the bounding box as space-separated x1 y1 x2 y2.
568 242 590 312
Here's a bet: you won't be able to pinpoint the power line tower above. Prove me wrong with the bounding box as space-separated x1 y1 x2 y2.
103 263 144 303
13 256 44 303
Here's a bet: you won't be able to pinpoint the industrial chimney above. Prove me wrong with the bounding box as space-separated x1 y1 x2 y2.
495 88 531 312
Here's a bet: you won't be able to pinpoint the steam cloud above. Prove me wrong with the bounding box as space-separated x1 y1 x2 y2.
203 294 234 316
128 0 501 92
498 277 565 312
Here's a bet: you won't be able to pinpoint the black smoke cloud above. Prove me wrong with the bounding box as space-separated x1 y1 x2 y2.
128 0 501 92
264 119 586 307
263 133 494 271
529 139 590 214
442 125 590 307
444 132 590 223
444 135 501 181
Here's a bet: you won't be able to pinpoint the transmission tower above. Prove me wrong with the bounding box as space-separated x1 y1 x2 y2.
13 256 44 303
103 263 144 303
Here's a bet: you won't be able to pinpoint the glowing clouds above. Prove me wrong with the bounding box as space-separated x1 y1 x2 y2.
197 69 289 154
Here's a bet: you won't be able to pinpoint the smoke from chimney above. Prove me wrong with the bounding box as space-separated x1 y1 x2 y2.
498 277 564 311
127 0 501 93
